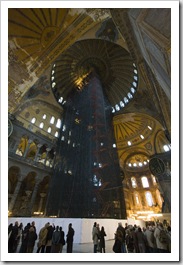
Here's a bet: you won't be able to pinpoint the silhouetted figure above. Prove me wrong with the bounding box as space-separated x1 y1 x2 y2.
66 223 75 253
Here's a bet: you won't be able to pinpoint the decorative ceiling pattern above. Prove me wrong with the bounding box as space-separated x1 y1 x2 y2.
51 39 138 110
8 8 171 173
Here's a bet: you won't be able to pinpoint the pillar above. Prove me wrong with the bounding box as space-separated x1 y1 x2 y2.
46 70 127 218
23 139 33 157
28 180 40 215
38 192 47 213
8 178 22 212
34 144 42 162
44 148 51 166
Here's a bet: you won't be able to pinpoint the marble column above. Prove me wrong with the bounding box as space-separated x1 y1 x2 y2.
44 148 51 166
23 139 33 157
29 181 40 215
8 179 22 212
38 192 47 213
34 144 42 162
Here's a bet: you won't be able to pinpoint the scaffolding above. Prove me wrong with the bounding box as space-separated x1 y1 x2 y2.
46 70 126 218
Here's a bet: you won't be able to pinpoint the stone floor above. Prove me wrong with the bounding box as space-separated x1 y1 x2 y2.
16 239 115 253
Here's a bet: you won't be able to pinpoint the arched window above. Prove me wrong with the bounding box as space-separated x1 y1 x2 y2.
141 176 149 188
145 191 153 206
131 177 137 188
56 118 61 128
39 122 44 129
47 127 51 133
31 117 36 124
42 114 47 119
50 116 55 124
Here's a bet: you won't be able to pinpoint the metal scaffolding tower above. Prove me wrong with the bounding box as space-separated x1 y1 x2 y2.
46 70 126 218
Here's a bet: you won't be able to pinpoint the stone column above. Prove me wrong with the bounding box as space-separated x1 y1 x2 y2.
23 139 33 157
44 148 51 165
38 192 47 213
29 180 40 215
8 178 22 212
34 144 42 162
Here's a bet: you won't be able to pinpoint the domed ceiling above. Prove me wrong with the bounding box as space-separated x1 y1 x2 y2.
51 39 138 111
8 8 170 174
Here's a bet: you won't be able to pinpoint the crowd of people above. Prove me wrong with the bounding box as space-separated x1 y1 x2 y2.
8 221 74 253
111 221 171 253
8 219 171 253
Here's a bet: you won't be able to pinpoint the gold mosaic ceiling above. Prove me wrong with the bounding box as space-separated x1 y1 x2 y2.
8 8 170 170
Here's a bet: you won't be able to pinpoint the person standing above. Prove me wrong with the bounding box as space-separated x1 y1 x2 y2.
26 226 37 253
136 227 147 253
8 221 19 253
92 222 99 253
19 223 31 253
116 222 126 253
51 226 61 253
45 224 55 253
59 226 65 253
99 226 107 253
144 226 157 253
154 222 169 253
125 228 134 253
37 222 49 253
31 221 36 232
66 223 75 253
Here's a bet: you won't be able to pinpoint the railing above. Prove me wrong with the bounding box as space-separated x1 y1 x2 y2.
8 151 54 171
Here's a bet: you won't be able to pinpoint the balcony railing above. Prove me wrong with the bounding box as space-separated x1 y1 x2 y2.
8 151 54 171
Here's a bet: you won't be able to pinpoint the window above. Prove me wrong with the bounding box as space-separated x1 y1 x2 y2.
56 118 62 128
115 104 120 111
124 97 129 104
120 101 125 107
127 92 133 99
52 82 56 88
31 117 36 124
133 81 137 87
55 131 59 137
163 145 170 152
47 127 51 133
43 114 46 119
58 97 63 103
145 191 153 206
131 177 137 188
141 176 149 188
50 116 55 124
131 87 135 93
39 122 44 129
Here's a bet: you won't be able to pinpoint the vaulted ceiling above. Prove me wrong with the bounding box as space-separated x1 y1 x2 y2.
8 8 171 171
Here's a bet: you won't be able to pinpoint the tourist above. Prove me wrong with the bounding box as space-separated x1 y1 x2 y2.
66 223 75 253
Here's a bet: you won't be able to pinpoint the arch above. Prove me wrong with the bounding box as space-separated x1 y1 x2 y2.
8 166 20 194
